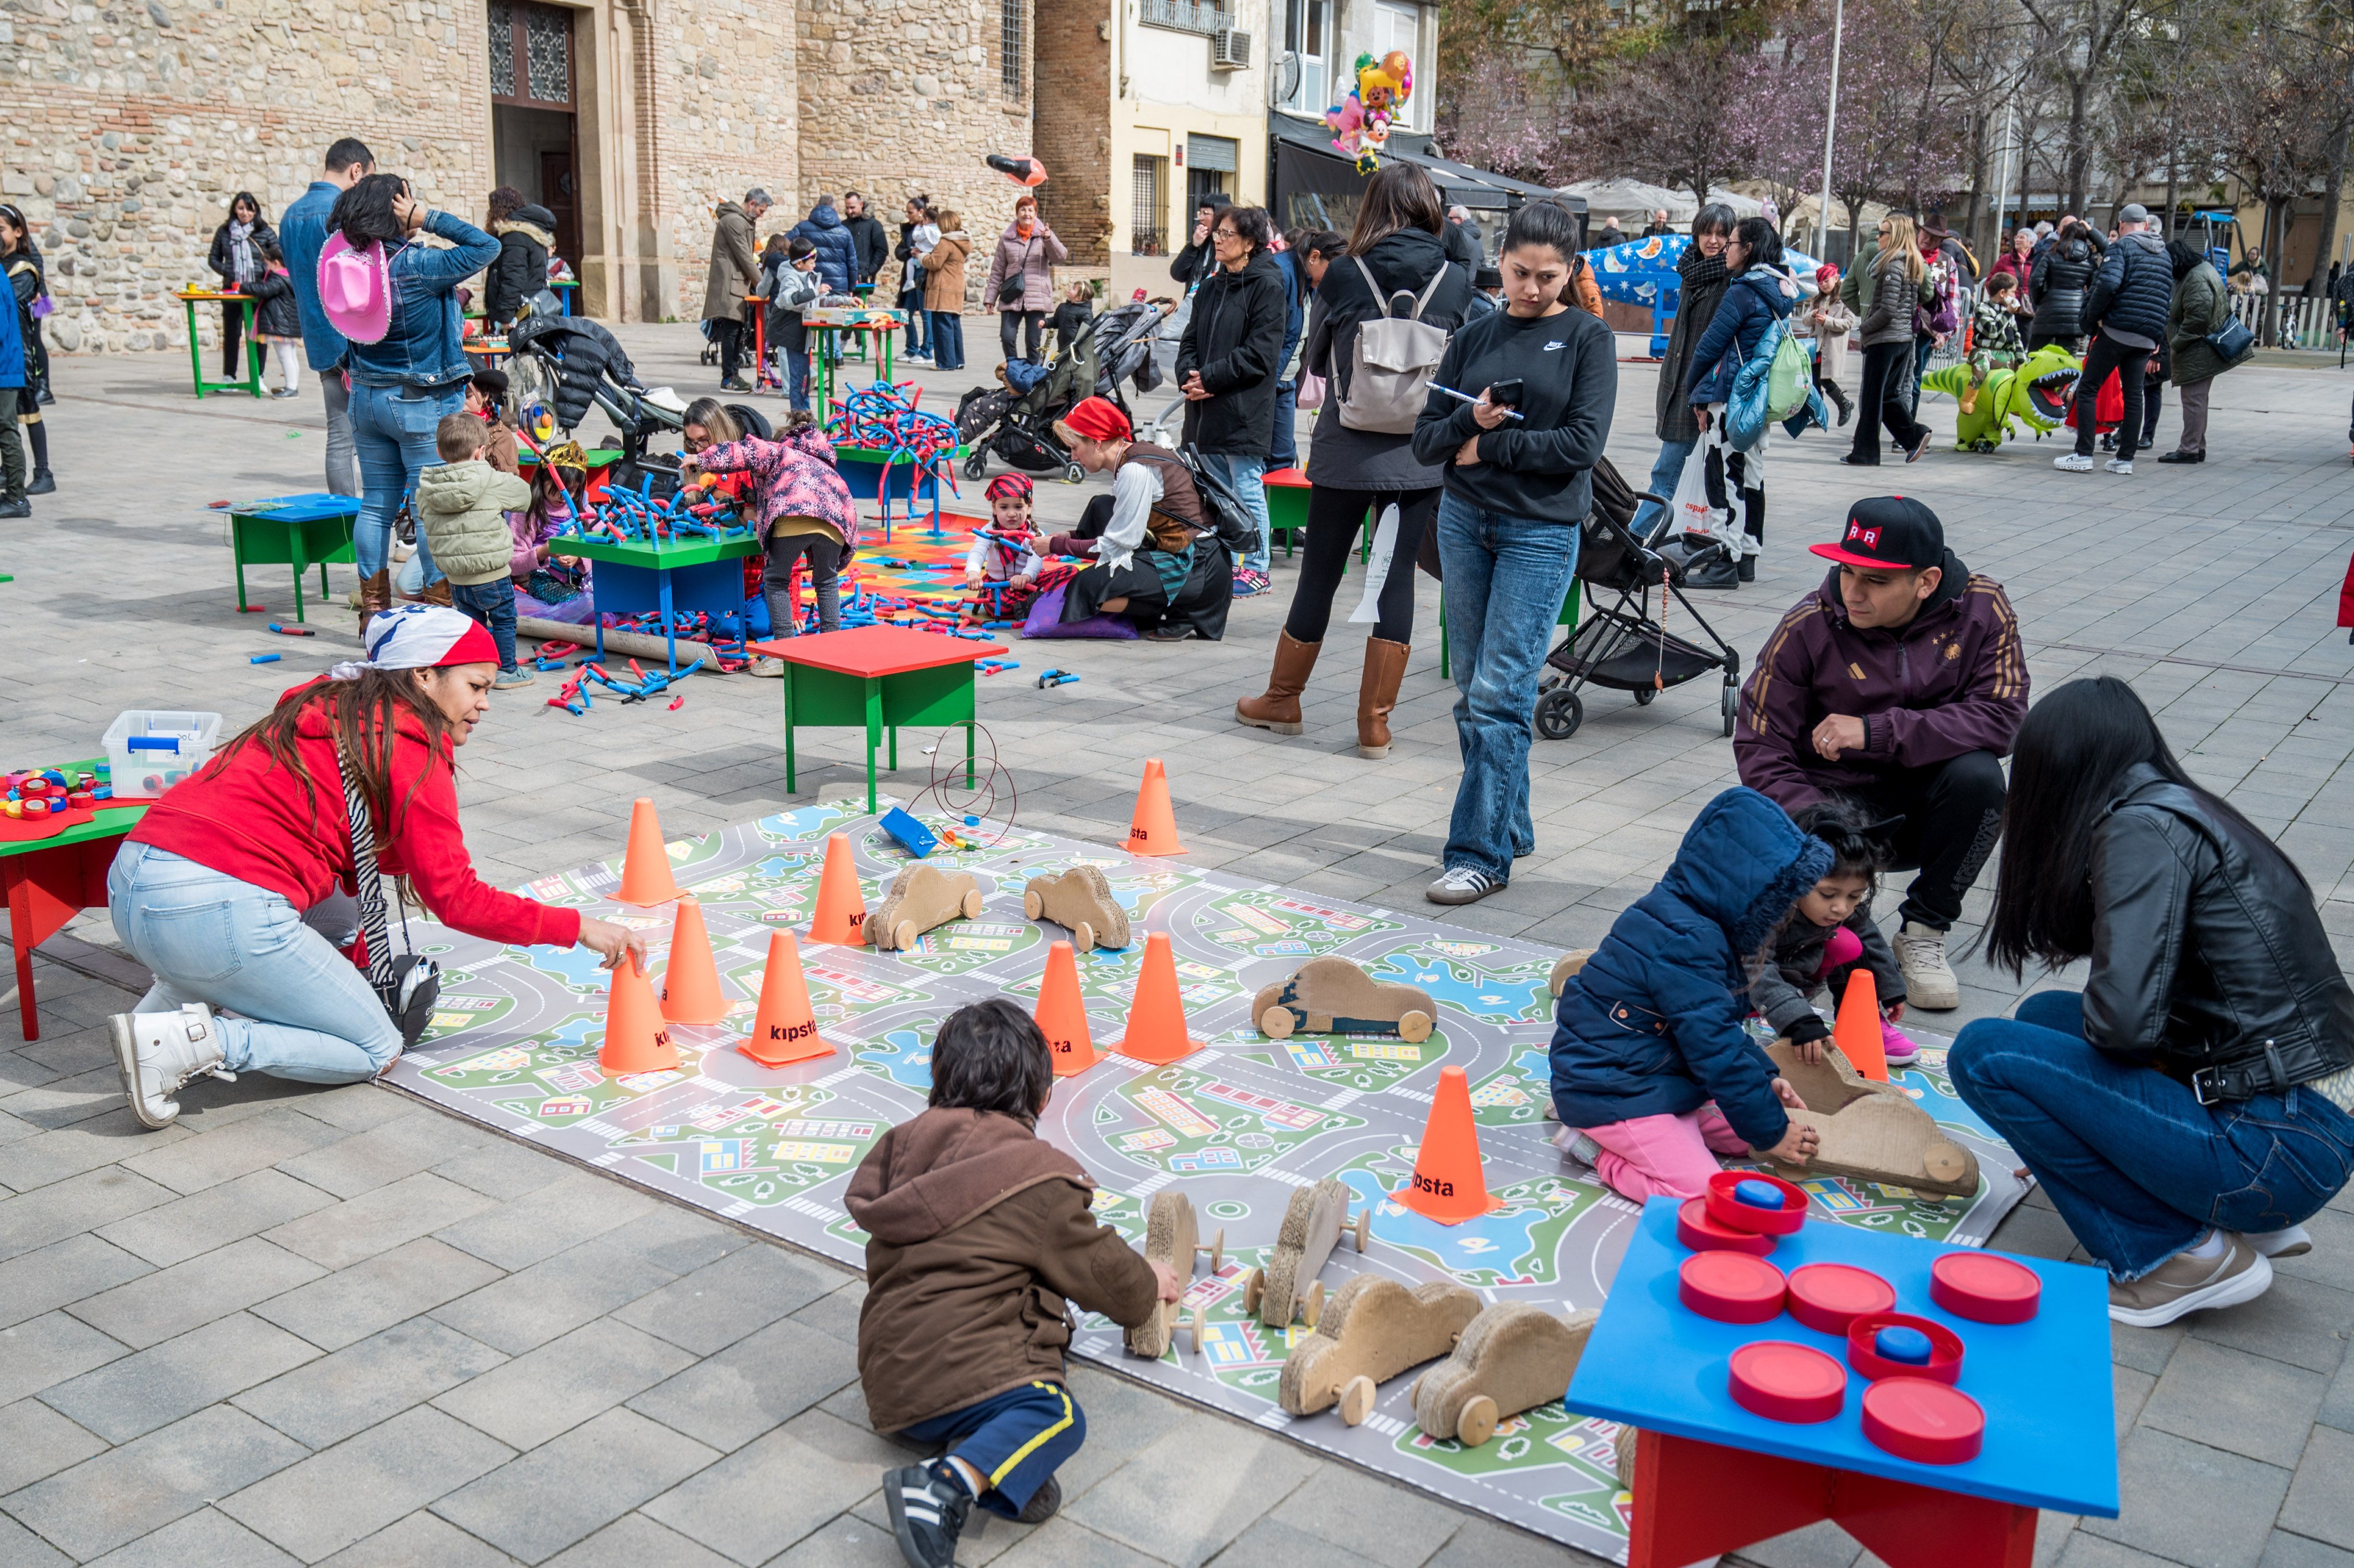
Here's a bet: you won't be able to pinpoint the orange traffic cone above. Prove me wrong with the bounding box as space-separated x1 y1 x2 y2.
1834 967 1889 1081
659 896 728 1025
1124 759 1186 857
1115 932 1204 1065
1392 1065 1500 1224
1034 940 1103 1077
599 955 682 1074
738 929 835 1067
617 798 683 907
807 833 868 946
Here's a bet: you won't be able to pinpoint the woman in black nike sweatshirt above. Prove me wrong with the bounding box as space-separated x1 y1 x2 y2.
1409 199 1618 909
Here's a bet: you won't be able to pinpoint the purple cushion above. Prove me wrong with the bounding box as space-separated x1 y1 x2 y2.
1020 582 1137 640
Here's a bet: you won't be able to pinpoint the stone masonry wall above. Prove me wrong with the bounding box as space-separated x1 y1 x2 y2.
1 0 492 355
648 0 803 323
1031 0 1107 268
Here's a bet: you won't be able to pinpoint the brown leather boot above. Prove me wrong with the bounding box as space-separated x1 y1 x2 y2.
1356 637 1409 758
415 577 454 608
357 568 391 635
1235 630 1319 735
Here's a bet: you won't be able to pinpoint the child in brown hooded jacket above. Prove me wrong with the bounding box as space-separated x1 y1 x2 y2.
847 999 1173 1568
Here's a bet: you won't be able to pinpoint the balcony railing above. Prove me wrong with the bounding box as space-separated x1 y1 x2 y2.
1140 0 1234 35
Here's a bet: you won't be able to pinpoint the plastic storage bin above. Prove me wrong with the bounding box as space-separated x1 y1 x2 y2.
103 710 223 799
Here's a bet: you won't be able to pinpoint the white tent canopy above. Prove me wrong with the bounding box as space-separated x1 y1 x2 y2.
1555 179 1765 229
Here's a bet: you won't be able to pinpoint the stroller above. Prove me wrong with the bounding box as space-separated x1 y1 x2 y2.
955 299 1173 481
1532 456 1744 743
508 315 765 500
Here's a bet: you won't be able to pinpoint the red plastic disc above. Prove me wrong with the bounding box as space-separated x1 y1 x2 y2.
1679 1250 1787 1323
1678 1198 1777 1257
1703 1170 1809 1235
1931 1251 2043 1324
1862 1375 1985 1464
1845 1311 1966 1384
1785 1263 1898 1336
1729 1340 1848 1423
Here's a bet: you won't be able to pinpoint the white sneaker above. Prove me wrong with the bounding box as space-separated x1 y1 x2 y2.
2108 1232 2273 1327
1893 921 1960 1011
1553 1127 1603 1166
110 1004 236 1130
2054 452 2096 472
2247 1224 2312 1259
2105 457 2134 474
1427 865 1505 906
747 656 786 678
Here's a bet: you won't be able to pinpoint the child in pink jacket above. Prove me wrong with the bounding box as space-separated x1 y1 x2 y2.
682 412 858 646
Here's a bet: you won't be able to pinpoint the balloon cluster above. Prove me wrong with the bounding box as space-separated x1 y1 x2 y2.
1325 51 1413 173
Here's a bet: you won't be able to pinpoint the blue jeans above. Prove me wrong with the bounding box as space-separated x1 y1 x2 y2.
350 381 462 582
450 577 520 673
897 1381 1086 1519
931 311 965 370
1434 493 1579 882
900 289 928 356
108 843 403 1084
1630 437 1696 538
785 349 811 413
1950 990 2354 1279
1270 379 1300 469
1199 451 1271 574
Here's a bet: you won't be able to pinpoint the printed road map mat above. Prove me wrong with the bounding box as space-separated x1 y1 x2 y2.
383 804 2030 1560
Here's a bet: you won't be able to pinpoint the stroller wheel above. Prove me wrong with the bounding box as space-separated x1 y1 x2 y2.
1721 685 1738 738
963 451 988 481
1633 686 1656 707
1064 462 1087 484
1534 688 1584 742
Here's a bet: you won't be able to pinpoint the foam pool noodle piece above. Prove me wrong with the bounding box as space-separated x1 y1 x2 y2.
1834 967 1889 1080
738 929 835 1066
617 798 684 907
806 833 869 945
658 896 729 1025
1393 1066 1501 1223
1035 940 1102 1077
598 955 682 1074
1115 932 1205 1065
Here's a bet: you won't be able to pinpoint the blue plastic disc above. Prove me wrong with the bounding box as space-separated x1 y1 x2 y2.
1734 1178 1784 1210
964 815 979 826
1875 1325 1934 1365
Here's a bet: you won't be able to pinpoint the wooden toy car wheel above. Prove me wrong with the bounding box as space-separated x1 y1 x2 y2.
1074 922 1096 953
1350 1208 1371 1252
961 889 986 919
1925 1140 1971 1187
1457 1394 1499 1448
892 919 917 951
1023 889 1043 920
1259 1006 1295 1039
1196 1229 1224 1275
1179 1304 1206 1355
1338 1374 1377 1426
1302 1277 1325 1328
1398 1010 1433 1044
1241 1268 1264 1316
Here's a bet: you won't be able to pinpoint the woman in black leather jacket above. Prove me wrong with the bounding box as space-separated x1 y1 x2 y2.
1952 677 2354 1328
2026 223 2097 352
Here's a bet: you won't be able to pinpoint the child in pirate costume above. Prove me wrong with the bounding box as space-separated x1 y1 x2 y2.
960 473 1069 624
1046 396 1236 641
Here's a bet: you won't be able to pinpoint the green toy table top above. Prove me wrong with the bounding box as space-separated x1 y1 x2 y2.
546 532 761 568
1 759 151 861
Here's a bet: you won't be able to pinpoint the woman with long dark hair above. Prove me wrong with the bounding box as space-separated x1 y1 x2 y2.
1953 677 2354 1327
0 204 50 499
1630 203 1734 535
1682 215 1797 579
1235 163 1471 757
106 607 648 1129
208 191 273 379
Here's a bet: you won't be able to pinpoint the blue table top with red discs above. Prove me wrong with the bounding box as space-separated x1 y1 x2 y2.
1568 1190 2120 1519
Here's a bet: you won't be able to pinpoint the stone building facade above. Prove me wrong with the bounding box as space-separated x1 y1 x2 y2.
0 0 1041 355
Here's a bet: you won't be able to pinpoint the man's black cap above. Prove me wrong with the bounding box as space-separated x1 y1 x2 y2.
1810 495 1943 571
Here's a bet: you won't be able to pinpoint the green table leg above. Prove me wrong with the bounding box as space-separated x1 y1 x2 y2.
888 724 898 772
319 560 332 599
243 309 266 398
864 677 883 814
289 537 308 623
183 302 206 399
783 670 800 793
964 721 974 789
880 332 894 386
232 525 251 616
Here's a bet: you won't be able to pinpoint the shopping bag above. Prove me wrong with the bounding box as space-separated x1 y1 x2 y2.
1346 503 1401 624
1668 442 1725 540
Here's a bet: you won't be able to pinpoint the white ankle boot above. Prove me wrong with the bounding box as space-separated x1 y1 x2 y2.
1893 921 1961 1011
110 1004 235 1129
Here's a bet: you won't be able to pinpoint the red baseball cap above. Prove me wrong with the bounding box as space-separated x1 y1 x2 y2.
1809 496 1944 570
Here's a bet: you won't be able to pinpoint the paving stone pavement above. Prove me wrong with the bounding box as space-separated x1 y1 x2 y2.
4 328 2353 1567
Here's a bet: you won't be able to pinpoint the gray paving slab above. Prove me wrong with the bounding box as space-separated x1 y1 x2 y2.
433 1318 700 1452
429 1237 683 1357
429 1408 721 1563
624 1313 860 1453
0 1400 107 1499
249 1236 506 1352
94 1168 338 1269
233 1318 511 1451
64 1236 326 1350
607 1238 838 1356
1 1405 307 1561
82 1507 301 1568
40 1311 322 1444
218 1405 517 1564
314 1511 522 1568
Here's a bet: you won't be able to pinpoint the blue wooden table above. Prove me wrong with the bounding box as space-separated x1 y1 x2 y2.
226 492 361 622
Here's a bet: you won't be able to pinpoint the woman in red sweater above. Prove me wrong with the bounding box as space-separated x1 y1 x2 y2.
109 606 647 1129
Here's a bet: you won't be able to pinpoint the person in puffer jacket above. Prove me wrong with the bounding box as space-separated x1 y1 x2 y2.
681 411 859 641
483 187 556 326
1549 787 1828 1201
790 197 860 295
2028 221 2098 350
414 413 534 683
1682 216 1797 579
2060 204 2172 473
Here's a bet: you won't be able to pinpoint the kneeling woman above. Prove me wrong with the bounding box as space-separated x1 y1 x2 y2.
109 607 648 1128
1953 676 2354 1326
1048 396 1235 642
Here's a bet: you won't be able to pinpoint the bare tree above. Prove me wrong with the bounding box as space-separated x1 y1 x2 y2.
2015 0 2146 212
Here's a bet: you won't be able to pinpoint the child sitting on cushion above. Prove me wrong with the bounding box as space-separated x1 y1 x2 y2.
960 474 1068 624
849 999 1175 1568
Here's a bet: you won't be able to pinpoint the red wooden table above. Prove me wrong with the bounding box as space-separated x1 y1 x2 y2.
746 626 983 813
3 764 150 1040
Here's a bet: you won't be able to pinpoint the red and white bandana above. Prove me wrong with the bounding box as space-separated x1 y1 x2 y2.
329 604 501 681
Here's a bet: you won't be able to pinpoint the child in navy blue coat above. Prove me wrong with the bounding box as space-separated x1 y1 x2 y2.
1550 787 1826 1201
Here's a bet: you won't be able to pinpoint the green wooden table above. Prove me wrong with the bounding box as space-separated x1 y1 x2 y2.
746 626 981 813
555 531 762 674
227 492 361 621
3 760 150 1041
175 290 265 399
1260 468 1378 563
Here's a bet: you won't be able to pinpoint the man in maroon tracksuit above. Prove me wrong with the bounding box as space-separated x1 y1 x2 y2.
1734 496 2028 1011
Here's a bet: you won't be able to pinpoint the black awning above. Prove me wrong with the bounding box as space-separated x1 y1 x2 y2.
1269 112 1580 216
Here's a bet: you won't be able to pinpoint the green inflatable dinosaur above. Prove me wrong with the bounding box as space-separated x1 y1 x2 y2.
1918 343 2083 452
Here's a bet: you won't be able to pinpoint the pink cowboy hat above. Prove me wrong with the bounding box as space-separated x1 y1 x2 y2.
319 229 391 344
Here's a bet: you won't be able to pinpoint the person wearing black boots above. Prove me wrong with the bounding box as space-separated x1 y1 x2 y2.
0 205 52 496
0 231 28 519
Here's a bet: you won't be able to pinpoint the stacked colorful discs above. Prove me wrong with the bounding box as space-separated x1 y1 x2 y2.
1728 1341 1847 1422
1703 1170 1807 1235
1784 1263 1898 1335
1930 1252 2042 1323
1845 1312 1965 1384
1861 1377 1985 1463
1678 1251 1787 1323
1676 1198 1777 1256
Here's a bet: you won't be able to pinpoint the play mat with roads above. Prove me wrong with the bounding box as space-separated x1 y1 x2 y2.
383 802 2031 1560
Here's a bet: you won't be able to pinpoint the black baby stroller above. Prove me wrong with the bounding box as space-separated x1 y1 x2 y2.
954 299 1173 481
508 315 764 501
1533 455 1744 742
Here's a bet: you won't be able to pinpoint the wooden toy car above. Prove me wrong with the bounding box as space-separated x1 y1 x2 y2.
1278 1274 1481 1422
1124 1189 1224 1360
1764 1038 1980 1199
869 864 985 951
1241 1178 1370 1329
1253 958 1435 1043
1022 864 1130 952
1410 1302 1599 1446
1549 949 1593 996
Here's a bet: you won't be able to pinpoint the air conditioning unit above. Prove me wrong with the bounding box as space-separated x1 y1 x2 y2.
1210 26 1251 69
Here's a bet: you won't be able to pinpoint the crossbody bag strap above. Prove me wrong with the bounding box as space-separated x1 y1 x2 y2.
334 742 396 992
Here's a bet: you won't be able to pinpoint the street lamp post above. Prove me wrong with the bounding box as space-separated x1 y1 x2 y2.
1816 0 1845 258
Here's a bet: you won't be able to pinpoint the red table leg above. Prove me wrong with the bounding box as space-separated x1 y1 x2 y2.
1629 1429 2037 1568
2 836 131 1042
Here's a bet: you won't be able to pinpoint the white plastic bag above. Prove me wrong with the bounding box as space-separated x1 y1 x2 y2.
1668 442 1726 541
1346 503 1401 624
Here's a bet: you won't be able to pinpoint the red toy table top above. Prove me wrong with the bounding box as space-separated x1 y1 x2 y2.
746 626 986 678
1263 466 1310 488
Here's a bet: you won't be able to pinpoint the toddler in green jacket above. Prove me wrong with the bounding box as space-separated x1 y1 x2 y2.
416 413 533 686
